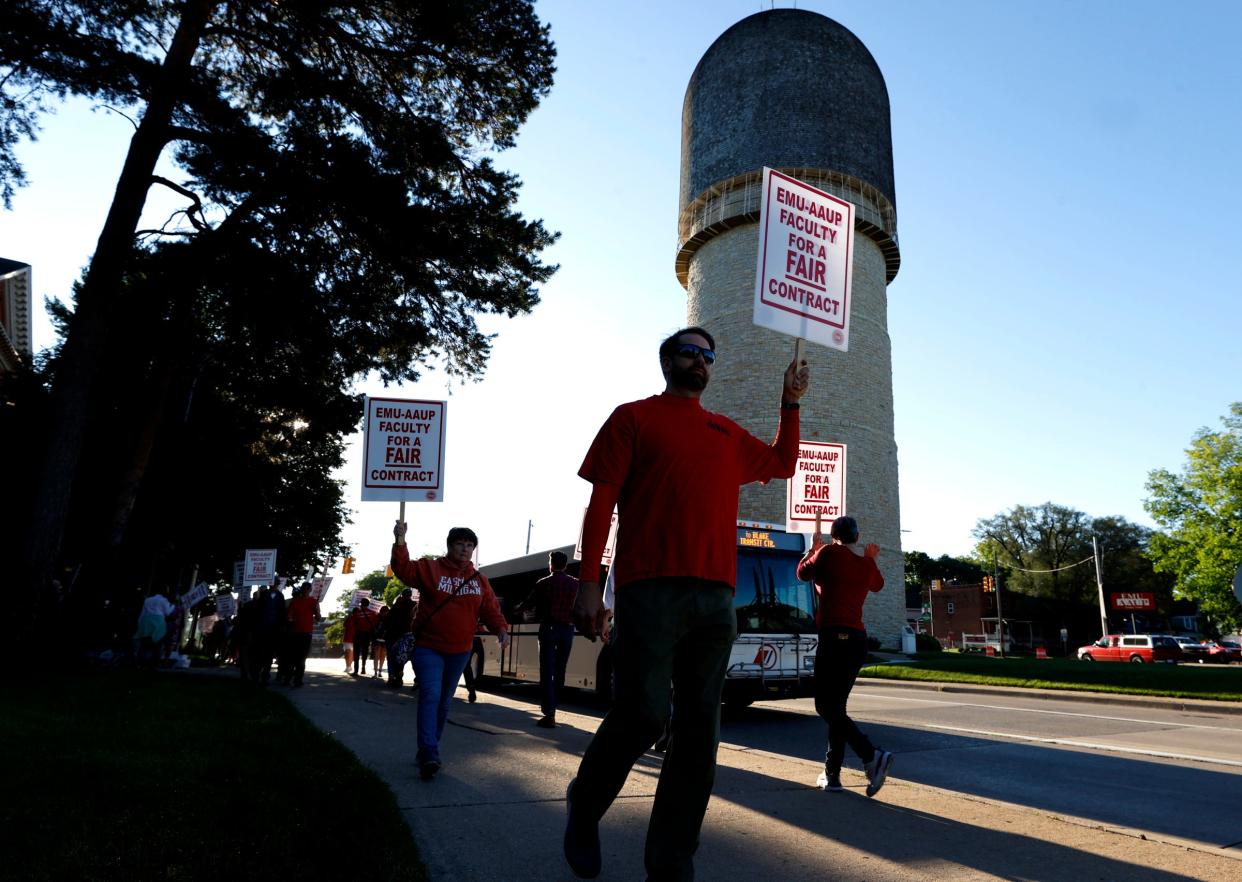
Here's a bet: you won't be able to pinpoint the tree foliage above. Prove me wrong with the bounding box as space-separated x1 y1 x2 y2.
972 503 1171 613
1144 403 1242 632
1 1 558 613
903 550 985 590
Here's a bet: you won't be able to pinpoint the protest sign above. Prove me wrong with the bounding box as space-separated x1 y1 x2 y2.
754 167 855 351
309 576 333 602
361 396 447 502
243 549 277 584
574 509 619 566
350 590 373 610
181 582 210 608
786 441 847 534
232 561 244 589
215 593 236 618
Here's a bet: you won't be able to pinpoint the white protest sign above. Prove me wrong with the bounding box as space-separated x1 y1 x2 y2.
232 561 244 589
574 509 619 566
786 441 847 534
754 167 855 351
361 396 447 502
309 576 333 602
181 581 211 608
215 593 236 618
350 590 373 610
243 548 278 584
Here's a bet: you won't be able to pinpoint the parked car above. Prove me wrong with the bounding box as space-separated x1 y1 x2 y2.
1173 636 1210 662
1077 634 1181 663
1203 641 1242 664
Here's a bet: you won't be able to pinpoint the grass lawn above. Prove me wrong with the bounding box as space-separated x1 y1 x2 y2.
861 652 1242 702
0 668 428 882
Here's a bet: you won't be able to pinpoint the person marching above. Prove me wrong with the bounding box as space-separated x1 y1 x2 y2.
348 599 378 677
565 327 808 881
389 522 509 781
796 515 893 796
518 550 580 728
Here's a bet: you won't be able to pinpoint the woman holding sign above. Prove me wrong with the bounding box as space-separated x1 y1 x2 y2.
390 521 509 781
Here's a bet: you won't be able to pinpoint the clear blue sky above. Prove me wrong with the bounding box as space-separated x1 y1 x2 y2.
2 1 1239 595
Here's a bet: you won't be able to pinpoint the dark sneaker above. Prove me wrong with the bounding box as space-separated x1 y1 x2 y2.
652 732 670 752
864 750 894 798
468 690 478 703
536 715 556 729
564 779 601 879
419 761 441 782
815 769 843 792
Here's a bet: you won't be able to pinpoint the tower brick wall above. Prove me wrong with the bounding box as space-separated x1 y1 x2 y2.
678 10 906 645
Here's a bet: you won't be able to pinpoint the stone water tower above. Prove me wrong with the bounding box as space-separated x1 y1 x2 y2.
677 9 905 641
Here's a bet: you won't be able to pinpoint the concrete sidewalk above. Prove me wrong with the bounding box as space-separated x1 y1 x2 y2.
283 658 1239 881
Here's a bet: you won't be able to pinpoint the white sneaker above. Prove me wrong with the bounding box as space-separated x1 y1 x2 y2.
864 749 893 798
816 769 843 792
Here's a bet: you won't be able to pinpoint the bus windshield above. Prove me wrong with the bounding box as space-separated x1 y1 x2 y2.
734 550 817 634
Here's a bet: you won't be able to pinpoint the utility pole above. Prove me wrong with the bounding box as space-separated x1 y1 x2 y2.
993 552 1005 659
1093 536 1109 638
525 519 534 555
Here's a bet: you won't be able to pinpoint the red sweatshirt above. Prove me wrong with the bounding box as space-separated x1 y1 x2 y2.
390 545 507 653
578 393 800 588
796 542 884 631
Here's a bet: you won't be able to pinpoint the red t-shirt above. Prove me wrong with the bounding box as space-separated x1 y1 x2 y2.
578 393 800 587
287 595 320 634
797 543 884 631
390 546 507 653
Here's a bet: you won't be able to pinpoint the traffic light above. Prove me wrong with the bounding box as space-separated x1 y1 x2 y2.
983 575 993 592
385 565 394 578
342 556 355 574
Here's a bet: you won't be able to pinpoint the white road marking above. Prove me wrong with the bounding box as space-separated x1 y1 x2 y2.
853 688 1242 733
914 721 1242 767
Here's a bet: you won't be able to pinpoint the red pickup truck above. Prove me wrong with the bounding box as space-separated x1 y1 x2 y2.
1077 634 1181 663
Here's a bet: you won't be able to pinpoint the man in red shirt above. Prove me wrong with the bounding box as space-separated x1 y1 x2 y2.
283 583 322 688
796 515 892 796
564 327 809 881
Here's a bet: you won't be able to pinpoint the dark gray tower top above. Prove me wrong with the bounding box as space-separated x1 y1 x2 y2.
679 9 896 213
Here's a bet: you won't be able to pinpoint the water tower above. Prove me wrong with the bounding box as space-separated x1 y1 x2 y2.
677 9 905 640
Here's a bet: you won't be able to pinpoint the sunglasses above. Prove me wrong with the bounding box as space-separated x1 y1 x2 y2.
675 343 716 365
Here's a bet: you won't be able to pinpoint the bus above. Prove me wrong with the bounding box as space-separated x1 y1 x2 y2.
472 522 819 706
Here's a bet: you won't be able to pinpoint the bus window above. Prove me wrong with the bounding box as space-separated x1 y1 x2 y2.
734 550 816 634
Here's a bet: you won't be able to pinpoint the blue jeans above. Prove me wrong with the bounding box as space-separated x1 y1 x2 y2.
572 578 736 882
539 622 576 716
411 645 472 766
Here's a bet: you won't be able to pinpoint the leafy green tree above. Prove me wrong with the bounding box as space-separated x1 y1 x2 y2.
1144 403 1242 632
1 1 557 605
972 503 1169 616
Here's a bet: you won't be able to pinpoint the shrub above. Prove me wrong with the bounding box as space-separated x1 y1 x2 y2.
915 633 942 652
866 636 881 651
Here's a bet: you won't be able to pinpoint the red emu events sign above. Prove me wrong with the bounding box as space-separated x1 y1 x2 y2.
361 396 446 503
1109 592 1156 611
754 167 855 352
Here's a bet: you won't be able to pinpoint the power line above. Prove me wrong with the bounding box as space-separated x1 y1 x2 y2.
1006 555 1096 574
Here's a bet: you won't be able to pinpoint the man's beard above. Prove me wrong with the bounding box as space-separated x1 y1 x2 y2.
669 362 708 392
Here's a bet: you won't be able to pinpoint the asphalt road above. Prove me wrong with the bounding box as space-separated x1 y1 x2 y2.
721 682 1242 851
